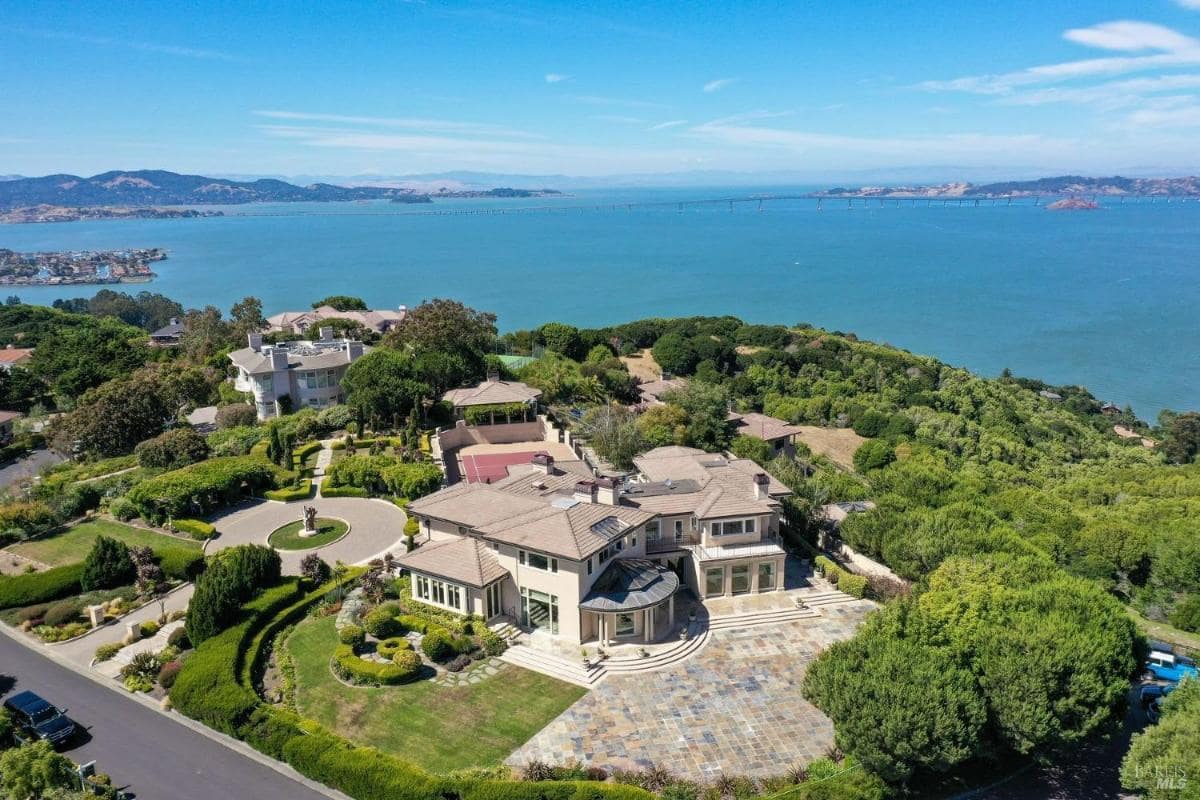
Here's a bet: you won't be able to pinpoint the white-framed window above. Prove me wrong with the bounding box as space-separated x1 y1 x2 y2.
712 518 757 537
645 520 661 542
587 557 593 575
414 574 465 612
758 562 776 590
705 567 725 597
674 520 684 542
519 550 558 573
258 374 273 393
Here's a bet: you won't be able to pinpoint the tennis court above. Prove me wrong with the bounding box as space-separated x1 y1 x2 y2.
461 450 550 483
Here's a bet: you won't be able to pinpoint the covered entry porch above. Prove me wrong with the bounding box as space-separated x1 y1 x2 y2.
579 559 681 645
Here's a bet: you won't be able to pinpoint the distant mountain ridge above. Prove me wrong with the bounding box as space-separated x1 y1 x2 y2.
815 175 1200 198
0 170 430 209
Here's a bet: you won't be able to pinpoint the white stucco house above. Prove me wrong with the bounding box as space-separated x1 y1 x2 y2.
228 330 369 420
399 446 791 645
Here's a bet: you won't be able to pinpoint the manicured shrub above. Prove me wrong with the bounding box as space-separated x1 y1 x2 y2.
420 628 455 662
332 643 422 685
157 660 182 689
838 573 869 598
140 620 160 638
376 637 412 659
186 544 282 645
264 481 314 502
363 605 402 638
216 404 258 430
108 496 138 521
0 563 85 610
319 485 369 499
480 628 508 656
173 518 217 540
157 547 205 581
94 642 122 662
127 456 289 522
80 535 134 591
0 500 58 543
135 427 210 470
396 614 429 634
42 599 82 628
339 624 366 647
167 626 189 649
814 556 838 577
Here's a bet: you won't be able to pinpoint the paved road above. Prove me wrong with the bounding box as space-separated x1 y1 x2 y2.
0 636 336 800
0 448 64 489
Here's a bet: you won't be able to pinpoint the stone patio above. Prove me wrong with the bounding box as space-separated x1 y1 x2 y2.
506 600 874 781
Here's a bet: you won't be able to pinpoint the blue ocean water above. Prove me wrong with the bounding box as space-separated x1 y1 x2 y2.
2 188 1197 418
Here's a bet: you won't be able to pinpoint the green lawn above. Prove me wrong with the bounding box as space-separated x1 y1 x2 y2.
287 615 585 772
269 518 349 551
7 519 201 567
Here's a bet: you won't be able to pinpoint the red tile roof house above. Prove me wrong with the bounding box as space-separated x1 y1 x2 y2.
400 446 790 645
726 411 807 459
265 305 408 336
0 345 34 371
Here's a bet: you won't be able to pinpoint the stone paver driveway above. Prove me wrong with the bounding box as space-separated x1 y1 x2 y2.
209 497 412 573
507 601 875 781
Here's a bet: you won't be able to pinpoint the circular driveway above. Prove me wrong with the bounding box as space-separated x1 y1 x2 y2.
208 497 409 574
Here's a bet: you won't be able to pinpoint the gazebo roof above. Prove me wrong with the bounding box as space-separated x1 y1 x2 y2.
579 558 679 613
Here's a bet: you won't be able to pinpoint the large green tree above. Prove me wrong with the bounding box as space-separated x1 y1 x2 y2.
341 349 431 430
0 741 78 800
660 381 731 450
80 535 135 591
383 298 496 379
312 295 368 311
579 404 645 470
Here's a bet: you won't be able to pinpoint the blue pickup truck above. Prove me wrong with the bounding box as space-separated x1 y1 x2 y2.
3 690 77 748
1145 649 1199 684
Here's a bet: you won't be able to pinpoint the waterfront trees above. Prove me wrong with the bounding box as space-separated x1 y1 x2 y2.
384 298 496 380
312 295 367 311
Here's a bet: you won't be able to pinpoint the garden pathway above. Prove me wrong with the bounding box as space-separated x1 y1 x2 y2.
51 584 194 668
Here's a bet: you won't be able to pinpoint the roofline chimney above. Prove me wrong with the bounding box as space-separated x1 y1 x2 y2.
531 452 555 475
753 472 770 501
573 480 598 504
596 477 619 506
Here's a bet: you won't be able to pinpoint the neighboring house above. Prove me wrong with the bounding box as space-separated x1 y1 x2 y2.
265 304 407 335
149 317 184 346
0 345 34 372
443 376 542 419
0 410 21 444
636 376 688 406
726 411 806 458
1101 402 1121 415
400 446 790 644
228 329 369 420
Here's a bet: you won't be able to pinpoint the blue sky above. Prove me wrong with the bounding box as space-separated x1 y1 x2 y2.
6 1 1200 179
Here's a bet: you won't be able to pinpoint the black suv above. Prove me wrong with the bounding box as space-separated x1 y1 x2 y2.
3 690 76 748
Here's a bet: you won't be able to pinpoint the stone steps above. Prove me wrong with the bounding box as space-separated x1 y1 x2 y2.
707 606 820 631
601 625 710 675
499 644 605 688
797 590 857 608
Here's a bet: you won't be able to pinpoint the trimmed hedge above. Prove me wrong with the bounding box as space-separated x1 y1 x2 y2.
293 441 323 468
174 518 217 540
157 547 206 581
333 643 422 685
128 456 289 522
0 563 84 610
460 782 652 800
320 485 369 499
363 605 402 638
376 637 412 659
814 555 869 598
265 481 314 502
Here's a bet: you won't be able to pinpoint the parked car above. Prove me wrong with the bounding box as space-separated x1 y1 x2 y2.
3 690 76 747
1144 650 1199 684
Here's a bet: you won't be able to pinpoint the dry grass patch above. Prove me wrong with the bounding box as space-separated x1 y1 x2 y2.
793 426 867 470
620 348 661 383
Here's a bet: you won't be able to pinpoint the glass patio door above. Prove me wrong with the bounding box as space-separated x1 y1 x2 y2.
519 587 559 634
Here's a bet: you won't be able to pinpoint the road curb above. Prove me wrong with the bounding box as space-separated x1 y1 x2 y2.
0 620 352 800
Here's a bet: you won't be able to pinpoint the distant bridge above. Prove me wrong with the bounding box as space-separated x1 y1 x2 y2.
228 193 1200 218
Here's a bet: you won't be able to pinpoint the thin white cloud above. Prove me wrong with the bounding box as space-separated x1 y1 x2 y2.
544 73 570 83
1174 0 1200 10
252 110 543 140
1063 20 1198 52
920 20 1200 95
4 25 241 61
703 77 738 93
647 119 688 131
591 115 644 124
567 94 672 110
1000 73 1200 108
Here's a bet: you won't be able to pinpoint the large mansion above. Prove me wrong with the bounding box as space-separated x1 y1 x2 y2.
400 446 790 645
229 330 369 420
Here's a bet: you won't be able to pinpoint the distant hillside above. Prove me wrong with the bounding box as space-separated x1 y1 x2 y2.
815 175 1200 198
0 170 432 209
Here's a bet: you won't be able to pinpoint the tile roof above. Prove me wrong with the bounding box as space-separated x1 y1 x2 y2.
228 341 369 375
726 412 805 442
267 306 406 334
625 446 790 519
0 348 33 364
443 379 542 407
637 377 688 404
0 410 23 423
477 501 653 560
395 536 507 588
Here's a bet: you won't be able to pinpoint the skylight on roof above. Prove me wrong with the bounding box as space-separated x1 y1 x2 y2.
551 497 580 509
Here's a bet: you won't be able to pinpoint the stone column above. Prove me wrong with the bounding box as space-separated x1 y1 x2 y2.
668 594 675 628
644 608 653 643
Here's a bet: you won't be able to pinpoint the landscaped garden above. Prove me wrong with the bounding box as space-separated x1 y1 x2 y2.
286 614 584 772
268 518 349 550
